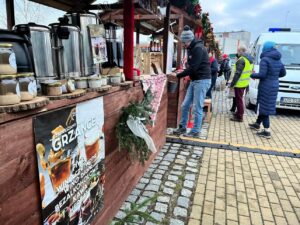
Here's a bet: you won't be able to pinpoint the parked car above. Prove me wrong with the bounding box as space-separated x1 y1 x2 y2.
246 28 300 110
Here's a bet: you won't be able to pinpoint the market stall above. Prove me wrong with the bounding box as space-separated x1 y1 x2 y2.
0 0 168 224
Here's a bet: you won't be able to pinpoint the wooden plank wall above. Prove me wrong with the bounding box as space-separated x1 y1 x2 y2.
167 78 187 128
0 85 167 225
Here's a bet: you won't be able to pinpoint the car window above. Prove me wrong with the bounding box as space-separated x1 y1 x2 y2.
257 44 300 66
276 44 300 66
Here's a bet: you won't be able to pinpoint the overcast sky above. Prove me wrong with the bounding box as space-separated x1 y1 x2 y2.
200 0 300 41
1 0 299 43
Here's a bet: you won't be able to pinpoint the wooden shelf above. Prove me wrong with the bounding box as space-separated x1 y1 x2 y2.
0 96 49 113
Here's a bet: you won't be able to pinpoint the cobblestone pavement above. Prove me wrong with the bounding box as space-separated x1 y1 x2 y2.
188 148 300 225
112 142 204 225
208 90 300 152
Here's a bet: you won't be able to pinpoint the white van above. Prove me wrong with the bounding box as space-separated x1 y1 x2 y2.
246 28 300 110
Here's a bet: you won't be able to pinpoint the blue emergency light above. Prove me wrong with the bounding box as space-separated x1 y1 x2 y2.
269 28 291 32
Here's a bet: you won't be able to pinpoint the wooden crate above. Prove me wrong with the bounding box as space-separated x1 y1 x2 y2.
141 52 164 75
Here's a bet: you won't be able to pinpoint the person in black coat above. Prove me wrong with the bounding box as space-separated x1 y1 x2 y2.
249 41 286 138
206 53 219 99
171 25 211 138
219 54 231 84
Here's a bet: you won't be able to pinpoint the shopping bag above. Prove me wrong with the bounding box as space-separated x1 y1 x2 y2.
216 75 226 91
226 87 235 98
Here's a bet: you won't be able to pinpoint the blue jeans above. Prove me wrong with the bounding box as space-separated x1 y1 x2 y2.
206 75 217 99
180 79 211 133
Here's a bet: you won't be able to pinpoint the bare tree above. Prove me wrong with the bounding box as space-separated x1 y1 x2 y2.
15 0 44 24
0 0 45 29
0 0 7 29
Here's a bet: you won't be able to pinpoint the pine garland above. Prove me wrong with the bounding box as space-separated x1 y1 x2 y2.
116 90 154 165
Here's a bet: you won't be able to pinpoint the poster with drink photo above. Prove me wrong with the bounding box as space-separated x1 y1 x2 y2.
33 97 105 225
88 24 107 64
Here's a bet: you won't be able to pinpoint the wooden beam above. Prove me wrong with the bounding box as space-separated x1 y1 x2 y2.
87 2 140 10
171 6 202 27
6 0 15 30
123 0 134 81
176 15 184 69
29 0 73 11
163 2 170 73
101 14 180 21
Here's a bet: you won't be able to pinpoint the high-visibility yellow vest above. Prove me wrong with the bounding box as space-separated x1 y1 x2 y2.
234 56 253 88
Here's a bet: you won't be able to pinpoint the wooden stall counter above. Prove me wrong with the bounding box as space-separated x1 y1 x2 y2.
0 83 167 225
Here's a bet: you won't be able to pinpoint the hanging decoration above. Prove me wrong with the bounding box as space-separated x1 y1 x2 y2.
116 90 154 165
201 12 221 59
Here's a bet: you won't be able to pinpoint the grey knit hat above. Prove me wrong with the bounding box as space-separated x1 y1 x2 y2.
180 25 194 43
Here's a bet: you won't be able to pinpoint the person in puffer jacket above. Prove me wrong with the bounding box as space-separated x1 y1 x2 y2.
249 41 286 138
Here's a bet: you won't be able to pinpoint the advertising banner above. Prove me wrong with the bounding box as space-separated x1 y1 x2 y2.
33 97 105 225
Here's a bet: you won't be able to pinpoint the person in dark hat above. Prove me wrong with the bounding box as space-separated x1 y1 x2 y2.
171 25 211 138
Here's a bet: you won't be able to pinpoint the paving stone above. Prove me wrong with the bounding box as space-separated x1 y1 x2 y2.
159 165 169 170
189 159 198 163
150 212 165 222
170 150 179 154
175 159 186 165
143 191 156 198
177 196 190 208
161 160 171 166
174 165 183 170
145 184 160 192
155 202 168 213
173 207 188 217
127 195 138 203
184 180 195 189
180 151 190 156
181 189 192 198
156 169 165 174
115 210 126 219
136 183 146 190
140 178 150 184
165 181 176 188
137 196 148 204
186 167 198 173
168 175 179 181
171 170 182 175
131 189 141 196
185 174 196 181
187 162 198 167
163 187 175 195
152 173 163 179
158 196 171 203
143 172 152 178
191 154 201 159
150 179 162 186
194 150 203 156
165 153 176 160
177 155 187 160
170 218 185 225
